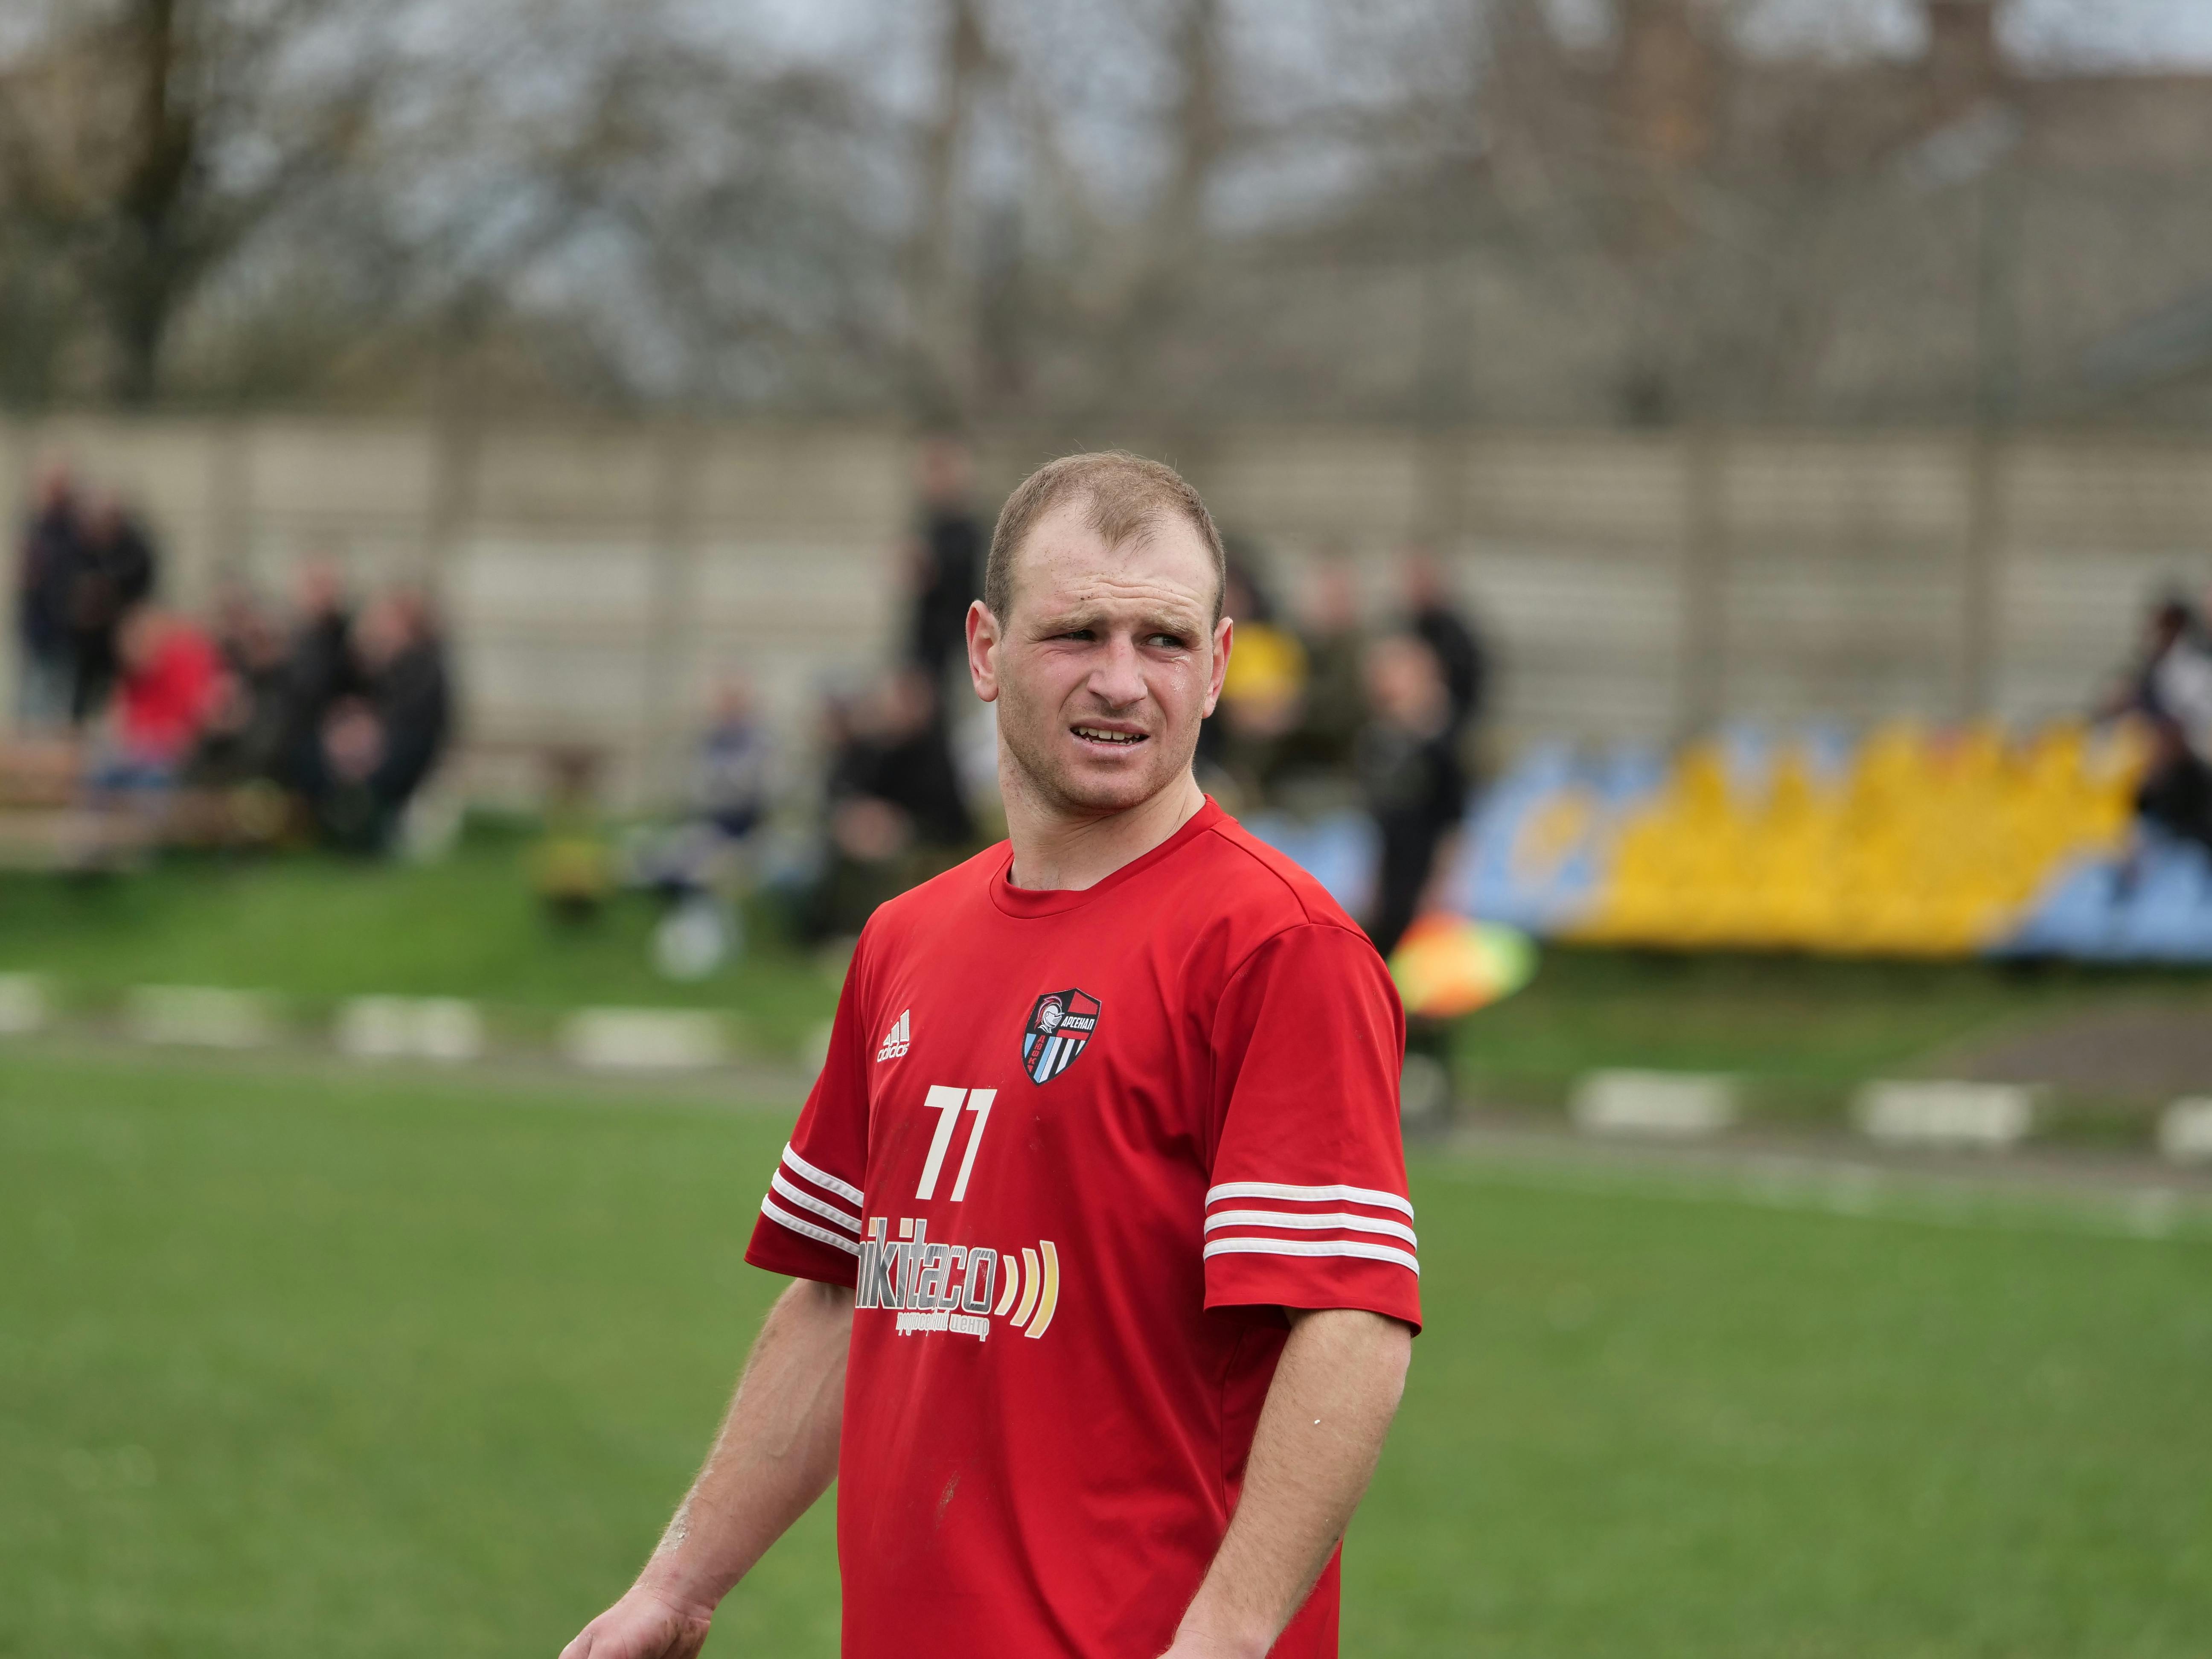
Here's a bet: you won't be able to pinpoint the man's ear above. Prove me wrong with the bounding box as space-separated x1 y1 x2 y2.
966 600 1001 704
1202 615 1233 719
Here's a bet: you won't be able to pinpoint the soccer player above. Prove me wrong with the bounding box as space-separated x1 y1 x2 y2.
562 451 1419 1659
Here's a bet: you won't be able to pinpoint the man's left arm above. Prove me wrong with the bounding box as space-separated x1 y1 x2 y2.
1160 1307 1414 1659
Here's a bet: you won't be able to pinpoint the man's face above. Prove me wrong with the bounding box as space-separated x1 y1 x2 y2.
969 500 1231 818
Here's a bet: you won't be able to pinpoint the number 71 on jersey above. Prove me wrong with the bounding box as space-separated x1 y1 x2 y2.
916 1085 996 1202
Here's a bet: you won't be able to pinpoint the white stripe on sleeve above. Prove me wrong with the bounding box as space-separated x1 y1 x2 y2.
782 1143 864 1207
1205 1180 1413 1218
1204 1208 1418 1248
1203 1236 1419 1275
770 1170 862 1234
761 1195 863 1257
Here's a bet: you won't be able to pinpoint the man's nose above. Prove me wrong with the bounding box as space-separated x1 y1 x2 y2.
1087 634 1148 708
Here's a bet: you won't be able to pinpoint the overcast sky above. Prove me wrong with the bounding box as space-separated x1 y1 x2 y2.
1530 0 2212 65
749 0 2212 70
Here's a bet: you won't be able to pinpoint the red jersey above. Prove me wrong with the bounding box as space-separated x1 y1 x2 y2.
745 799 1420 1659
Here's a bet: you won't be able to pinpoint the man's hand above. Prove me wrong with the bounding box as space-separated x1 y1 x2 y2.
1155 1634 1267 1659
558 1279 853 1659
559 1580 715 1659
1160 1306 1412 1659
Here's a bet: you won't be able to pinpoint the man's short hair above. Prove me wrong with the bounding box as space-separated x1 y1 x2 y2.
985 451 1228 626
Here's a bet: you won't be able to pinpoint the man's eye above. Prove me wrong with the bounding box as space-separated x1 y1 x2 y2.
1147 634 1189 649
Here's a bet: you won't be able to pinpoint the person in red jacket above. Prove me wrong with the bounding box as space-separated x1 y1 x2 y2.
96 607 228 794
565 452 1417 1659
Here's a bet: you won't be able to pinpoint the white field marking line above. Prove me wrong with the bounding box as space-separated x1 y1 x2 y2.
1424 1144 2212 1244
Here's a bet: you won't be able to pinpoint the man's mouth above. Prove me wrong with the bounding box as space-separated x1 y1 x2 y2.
1071 725 1147 748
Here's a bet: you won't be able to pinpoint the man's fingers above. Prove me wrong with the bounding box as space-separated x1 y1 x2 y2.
559 1601 702 1659
558 1615 602 1659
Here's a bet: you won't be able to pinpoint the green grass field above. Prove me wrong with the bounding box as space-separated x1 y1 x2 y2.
6 1050 2208 1657
9 840 2212 1117
0 836 841 1056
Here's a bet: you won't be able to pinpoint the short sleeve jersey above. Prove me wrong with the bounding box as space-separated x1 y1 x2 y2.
746 799 1420 1659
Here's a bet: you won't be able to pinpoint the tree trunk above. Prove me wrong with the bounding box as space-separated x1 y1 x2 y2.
904 0 989 424
106 0 196 405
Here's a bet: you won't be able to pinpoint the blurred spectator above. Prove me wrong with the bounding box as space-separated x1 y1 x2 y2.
314 588 452 851
13 457 80 731
1401 550 1486 747
696 674 772 841
531 746 616 920
2111 594 2212 849
362 588 452 816
1357 632 1467 958
189 585 295 788
633 674 774 901
93 607 227 797
907 436 983 687
837 667 974 848
68 490 158 723
631 675 775 978
1206 551 1308 809
808 667 976 938
1278 555 1368 787
276 558 358 795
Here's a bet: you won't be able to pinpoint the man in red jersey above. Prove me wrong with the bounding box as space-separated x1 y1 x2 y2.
564 451 1418 1659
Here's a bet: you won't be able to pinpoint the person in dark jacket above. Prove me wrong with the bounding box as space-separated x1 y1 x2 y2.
314 588 452 852
806 667 978 939
366 589 453 815
275 559 359 798
189 584 296 787
2114 596 2212 850
12 458 80 730
1357 632 1468 959
66 490 158 724
906 437 983 685
1401 551 1486 745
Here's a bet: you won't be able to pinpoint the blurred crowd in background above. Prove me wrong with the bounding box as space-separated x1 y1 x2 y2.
9 456 452 854
790 439 1490 961
9 0 2212 980
9 434 1490 969
23 426 2212 977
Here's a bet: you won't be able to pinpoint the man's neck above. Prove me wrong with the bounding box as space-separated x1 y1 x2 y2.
1004 770 1207 892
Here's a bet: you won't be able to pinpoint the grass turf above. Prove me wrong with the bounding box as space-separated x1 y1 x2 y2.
1452 947 2212 1112
0 835 841 1057
4 1051 2207 1656
9 842 2212 1105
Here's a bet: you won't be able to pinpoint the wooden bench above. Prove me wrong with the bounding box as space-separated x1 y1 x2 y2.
0 739 152 870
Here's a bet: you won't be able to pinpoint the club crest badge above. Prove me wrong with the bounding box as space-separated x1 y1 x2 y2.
1021 989 1101 1085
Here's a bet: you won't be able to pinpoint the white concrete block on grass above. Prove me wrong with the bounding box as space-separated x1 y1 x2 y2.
1571 1070 1738 1138
0 973 49 1034
561 1008 728 1071
2157 1098 2212 1164
1854 1080 2034 1150
335 997 485 1063
126 986 275 1049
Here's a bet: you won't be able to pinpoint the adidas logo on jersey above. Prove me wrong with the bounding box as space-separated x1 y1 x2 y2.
876 1009 911 1061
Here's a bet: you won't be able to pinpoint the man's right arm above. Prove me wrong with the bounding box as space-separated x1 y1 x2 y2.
560 1277 855 1659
